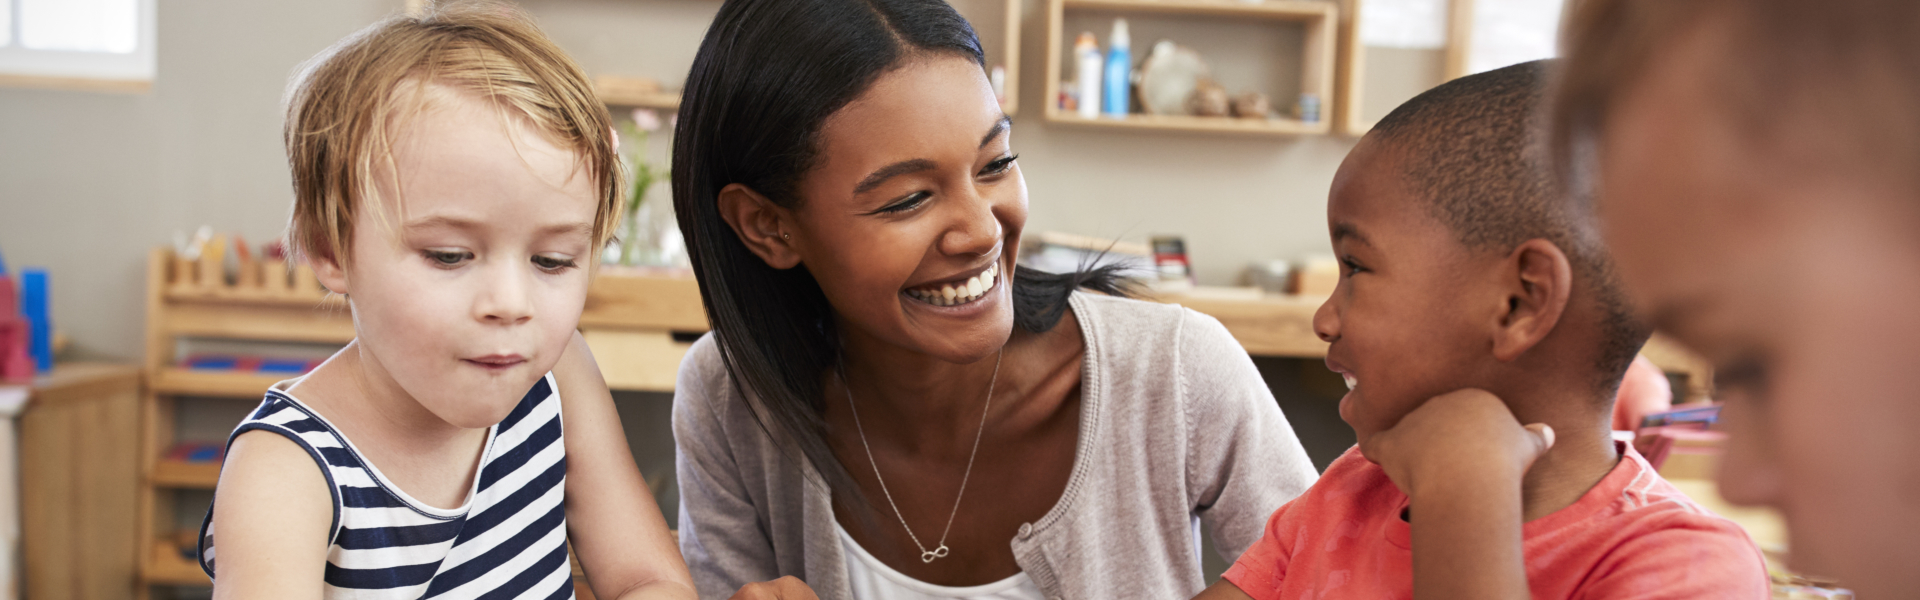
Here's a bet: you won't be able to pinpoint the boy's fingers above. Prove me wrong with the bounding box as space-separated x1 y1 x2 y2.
729 576 818 600
1523 423 1556 455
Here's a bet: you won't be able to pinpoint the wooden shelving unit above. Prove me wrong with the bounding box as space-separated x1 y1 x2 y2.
135 247 351 597
586 0 1022 117
1334 0 1476 135
1043 0 1336 137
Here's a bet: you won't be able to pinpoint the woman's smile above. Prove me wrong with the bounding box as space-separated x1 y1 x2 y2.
902 260 1000 307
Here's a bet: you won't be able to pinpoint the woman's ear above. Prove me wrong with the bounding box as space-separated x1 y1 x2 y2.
717 183 803 269
1492 238 1573 361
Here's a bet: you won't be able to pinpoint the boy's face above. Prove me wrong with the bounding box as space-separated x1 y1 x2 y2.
1599 28 1920 591
326 83 597 429
1315 138 1500 449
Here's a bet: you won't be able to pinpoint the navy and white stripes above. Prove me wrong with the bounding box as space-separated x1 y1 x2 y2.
200 374 574 599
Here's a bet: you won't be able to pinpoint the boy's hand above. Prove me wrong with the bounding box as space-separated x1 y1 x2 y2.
1360 388 1555 600
728 577 820 600
1360 388 1555 499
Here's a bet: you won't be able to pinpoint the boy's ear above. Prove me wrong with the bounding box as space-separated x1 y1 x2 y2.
309 248 349 295
1491 238 1573 362
717 183 803 269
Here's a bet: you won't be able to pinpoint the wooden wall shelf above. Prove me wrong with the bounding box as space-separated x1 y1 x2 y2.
1043 0 1336 136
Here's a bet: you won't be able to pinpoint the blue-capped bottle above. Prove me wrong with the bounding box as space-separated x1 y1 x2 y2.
1102 18 1131 118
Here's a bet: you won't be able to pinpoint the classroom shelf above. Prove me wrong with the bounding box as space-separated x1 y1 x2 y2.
1043 0 1336 136
1047 111 1330 136
151 368 290 399
143 539 209 586
598 88 682 111
151 459 222 489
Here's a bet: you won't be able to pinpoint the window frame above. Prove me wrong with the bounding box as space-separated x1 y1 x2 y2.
0 0 158 92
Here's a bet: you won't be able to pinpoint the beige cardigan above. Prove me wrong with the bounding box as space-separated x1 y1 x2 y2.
673 292 1318 600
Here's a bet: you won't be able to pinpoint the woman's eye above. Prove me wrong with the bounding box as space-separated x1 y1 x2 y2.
532 254 578 272
424 249 472 267
980 154 1019 177
877 191 931 214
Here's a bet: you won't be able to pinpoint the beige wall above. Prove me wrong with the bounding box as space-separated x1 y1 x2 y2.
0 0 1359 361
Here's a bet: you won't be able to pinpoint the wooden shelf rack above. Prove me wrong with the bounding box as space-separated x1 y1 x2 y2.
1043 0 1337 136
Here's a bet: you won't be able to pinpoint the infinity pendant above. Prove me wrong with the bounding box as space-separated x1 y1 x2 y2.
920 545 951 563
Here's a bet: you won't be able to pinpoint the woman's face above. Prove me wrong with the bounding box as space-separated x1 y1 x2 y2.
787 55 1025 363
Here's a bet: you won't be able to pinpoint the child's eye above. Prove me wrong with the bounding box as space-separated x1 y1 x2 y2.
1340 256 1367 275
424 249 473 268
532 254 577 273
979 153 1019 177
876 191 931 214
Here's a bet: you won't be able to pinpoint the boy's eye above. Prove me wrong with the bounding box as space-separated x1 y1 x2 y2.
980 153 1019 177
1340 256 1367 275
876 191 931 214
532 254 577 272
424 249 472 267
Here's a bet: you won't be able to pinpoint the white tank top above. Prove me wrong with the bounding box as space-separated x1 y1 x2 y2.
835 524 1046 600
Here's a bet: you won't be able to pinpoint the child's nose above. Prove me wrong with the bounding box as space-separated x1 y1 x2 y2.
1312 296 1340 343
475 260 534 325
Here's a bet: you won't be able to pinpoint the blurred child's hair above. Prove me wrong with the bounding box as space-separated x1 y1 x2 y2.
284 1 620 267
1371 60 1650 397
1551 0 1920 198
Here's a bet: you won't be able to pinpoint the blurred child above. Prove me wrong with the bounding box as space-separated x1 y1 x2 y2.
1195 61 1768 599
1552 0 1920 596
198 4 694 599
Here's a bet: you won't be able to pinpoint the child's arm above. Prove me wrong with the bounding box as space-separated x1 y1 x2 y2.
1360 389 1554 600
208 431 334 600
554 332 699 600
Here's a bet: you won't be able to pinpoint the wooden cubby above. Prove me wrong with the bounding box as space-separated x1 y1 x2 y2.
135 247 350 594
588 0 1023 117
1043 0 1337 137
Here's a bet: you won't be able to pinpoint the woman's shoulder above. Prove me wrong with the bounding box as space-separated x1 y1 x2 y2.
672 333 752 439
1071 290 1242 360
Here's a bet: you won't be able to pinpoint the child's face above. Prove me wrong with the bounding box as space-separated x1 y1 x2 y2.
1599 29 1920 590
325 83 598 429
1315 138 1501 449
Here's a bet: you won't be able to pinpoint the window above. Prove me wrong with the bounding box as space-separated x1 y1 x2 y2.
0 0 157 87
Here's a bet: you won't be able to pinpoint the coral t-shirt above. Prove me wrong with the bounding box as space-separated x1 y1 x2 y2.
1223 442 1770 599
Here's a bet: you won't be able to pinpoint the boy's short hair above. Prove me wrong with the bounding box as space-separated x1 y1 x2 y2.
285 2 620 266
1551 0 1920 200
1369 60 1649 394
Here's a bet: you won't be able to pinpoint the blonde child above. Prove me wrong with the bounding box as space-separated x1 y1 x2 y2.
1553 0 1920 596
198 5 693 599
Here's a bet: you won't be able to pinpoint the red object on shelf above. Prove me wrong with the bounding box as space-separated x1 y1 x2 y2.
0 275 34 383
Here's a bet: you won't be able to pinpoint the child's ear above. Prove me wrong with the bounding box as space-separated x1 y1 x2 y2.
1492 238 1573 361
716 183 803 269
309 248 350 295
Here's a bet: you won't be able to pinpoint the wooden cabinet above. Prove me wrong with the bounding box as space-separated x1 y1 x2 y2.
18 362 143 600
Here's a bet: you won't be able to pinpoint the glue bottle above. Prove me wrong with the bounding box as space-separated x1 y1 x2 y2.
1074 32 1102 119
1102 18 1131 117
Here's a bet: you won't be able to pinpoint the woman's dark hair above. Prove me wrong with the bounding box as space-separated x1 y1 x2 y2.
673 0 1131 503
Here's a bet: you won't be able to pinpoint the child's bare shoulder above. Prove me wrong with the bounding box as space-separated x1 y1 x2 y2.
216 429 333 524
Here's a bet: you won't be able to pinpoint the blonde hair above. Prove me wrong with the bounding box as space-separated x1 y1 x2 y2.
1551 0 1920 194
284 1 620 266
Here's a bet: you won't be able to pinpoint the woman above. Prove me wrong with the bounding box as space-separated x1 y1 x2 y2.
669 1 1317 598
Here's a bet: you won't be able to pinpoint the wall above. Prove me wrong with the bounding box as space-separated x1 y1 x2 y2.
0 0 1360 361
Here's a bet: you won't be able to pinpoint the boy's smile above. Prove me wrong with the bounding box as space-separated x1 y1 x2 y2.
1314 138 1501 450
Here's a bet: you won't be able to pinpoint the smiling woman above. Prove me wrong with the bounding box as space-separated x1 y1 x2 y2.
667 2 1318 600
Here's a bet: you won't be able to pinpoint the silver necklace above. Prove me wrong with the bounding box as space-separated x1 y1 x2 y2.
841 350 1002 564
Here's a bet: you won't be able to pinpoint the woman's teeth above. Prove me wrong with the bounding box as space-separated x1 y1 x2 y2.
905 262 999 307
1343 374 1357 390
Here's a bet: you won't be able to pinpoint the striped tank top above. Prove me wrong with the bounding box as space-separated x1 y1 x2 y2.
198 373 574 599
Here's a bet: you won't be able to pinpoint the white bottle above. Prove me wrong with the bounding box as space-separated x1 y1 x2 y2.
1074 32 1102 119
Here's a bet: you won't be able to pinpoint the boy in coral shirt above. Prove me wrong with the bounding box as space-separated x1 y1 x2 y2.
1195 61 1769 599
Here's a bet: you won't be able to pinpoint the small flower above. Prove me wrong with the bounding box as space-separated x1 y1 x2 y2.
631 108 662 132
